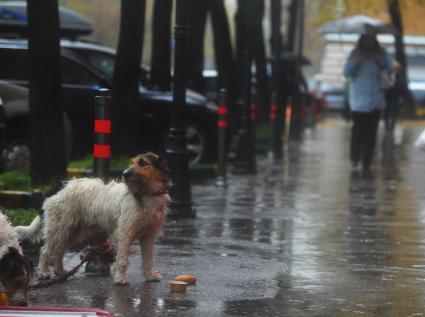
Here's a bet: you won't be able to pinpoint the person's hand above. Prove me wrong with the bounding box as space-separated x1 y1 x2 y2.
393 60 402 71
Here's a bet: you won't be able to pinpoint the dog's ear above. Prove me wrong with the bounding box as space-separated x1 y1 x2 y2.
144 153 171 176
160 158 172 177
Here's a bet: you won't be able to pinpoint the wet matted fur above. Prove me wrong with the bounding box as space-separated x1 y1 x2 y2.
0 211 32 305
15 152 170 285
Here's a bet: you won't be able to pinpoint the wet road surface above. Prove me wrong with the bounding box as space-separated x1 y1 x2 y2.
26 119 425 316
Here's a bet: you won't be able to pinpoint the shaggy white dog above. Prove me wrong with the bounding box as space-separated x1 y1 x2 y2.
0 211 31 306
0 212 22 259
15 153 170 285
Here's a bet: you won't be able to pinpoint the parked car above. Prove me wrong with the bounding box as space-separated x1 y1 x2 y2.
0 81 72 171
0 38 218 165
0 1 93 38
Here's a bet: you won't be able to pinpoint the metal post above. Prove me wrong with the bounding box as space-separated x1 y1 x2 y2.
89 88 113 274
268 92 283 158
233 50 256 174
216 89 228 187
165 0 194 217
268 0 283 159
93 88 112 181
289 0 305 141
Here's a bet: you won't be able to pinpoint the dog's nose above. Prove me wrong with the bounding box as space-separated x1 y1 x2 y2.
123 168 134 179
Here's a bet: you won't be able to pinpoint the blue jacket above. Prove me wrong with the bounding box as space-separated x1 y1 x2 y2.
343 50 393 112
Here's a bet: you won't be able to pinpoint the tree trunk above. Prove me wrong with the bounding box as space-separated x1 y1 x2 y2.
112 0 146 156
235 0 249 99
209 0 236 128
150 0 172 91
235 1 268 122
387 0 416 117
186 0 208 93
251 0 269 123
286 0 298 52
27 0 66 186
209 0 234 93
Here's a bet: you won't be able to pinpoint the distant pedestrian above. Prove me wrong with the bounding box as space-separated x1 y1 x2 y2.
343 27 395 172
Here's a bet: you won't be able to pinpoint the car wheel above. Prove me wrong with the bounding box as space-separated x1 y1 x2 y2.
160 122 211 164
2 139 30 172
186 124 206 164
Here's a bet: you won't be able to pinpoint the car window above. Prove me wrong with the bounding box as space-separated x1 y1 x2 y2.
61 57 100 85
72 48 150 85
0 49 28 80
72 49 115 79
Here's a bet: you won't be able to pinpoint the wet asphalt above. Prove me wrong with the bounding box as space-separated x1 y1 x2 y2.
24 119 425 316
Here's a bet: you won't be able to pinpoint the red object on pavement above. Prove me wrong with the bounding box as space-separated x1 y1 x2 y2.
0 306 115 316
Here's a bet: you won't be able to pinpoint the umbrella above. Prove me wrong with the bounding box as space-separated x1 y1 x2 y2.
317 15 395 34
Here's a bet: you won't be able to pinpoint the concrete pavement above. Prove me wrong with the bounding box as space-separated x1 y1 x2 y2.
24 119 425 316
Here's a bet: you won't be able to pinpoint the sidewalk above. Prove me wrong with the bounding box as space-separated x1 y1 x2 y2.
25 120 425 316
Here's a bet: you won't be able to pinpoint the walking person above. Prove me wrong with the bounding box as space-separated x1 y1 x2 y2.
344 28 395 173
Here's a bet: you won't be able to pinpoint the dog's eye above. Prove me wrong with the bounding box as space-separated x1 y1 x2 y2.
138 160 148 167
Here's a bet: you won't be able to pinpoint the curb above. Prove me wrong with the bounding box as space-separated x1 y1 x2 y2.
68 165 217 180
0 190 44 209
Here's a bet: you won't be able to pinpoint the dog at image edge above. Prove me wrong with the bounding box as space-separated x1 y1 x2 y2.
15 152 171 285
0 211 32 306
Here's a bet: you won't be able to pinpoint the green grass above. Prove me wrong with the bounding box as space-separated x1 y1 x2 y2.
68 155 93 169
68 156 130 170
0 171 32 191
4 208 38 226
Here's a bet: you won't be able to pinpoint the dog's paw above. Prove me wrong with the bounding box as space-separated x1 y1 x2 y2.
114 275 129 285
38 272 51 281
145 270 161 283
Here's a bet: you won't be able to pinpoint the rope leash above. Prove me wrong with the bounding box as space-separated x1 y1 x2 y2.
28 241 115 290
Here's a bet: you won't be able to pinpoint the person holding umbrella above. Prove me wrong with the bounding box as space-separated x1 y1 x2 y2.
343 25 396 173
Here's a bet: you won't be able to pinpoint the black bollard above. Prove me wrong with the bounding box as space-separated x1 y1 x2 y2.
268 0 283 159
250 101 257 124
268 92 283 159
216 89 228 187
93 88 112 182
233 50 256 175
89 88 113 274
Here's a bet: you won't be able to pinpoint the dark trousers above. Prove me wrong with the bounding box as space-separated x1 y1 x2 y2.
350 110 381 169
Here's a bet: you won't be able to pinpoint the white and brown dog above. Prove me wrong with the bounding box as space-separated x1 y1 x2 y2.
15 152 170 285
0 211 32 306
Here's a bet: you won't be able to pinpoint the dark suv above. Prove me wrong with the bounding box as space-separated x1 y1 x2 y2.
0 38 218 164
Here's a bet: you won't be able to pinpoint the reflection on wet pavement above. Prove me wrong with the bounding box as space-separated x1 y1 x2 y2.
27 120 425 316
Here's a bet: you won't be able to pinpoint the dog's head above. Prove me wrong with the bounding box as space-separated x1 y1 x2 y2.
122 152 171 196
0 247 32 306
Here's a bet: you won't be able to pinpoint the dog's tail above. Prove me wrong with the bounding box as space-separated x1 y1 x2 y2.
14 215 43 243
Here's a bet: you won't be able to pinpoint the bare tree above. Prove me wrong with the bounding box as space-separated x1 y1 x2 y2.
387 0 416 117
235 0 269 122
112 0 146 156
150 0 172 91
187 1 208 93
209 0 234 93
27 0 66 186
